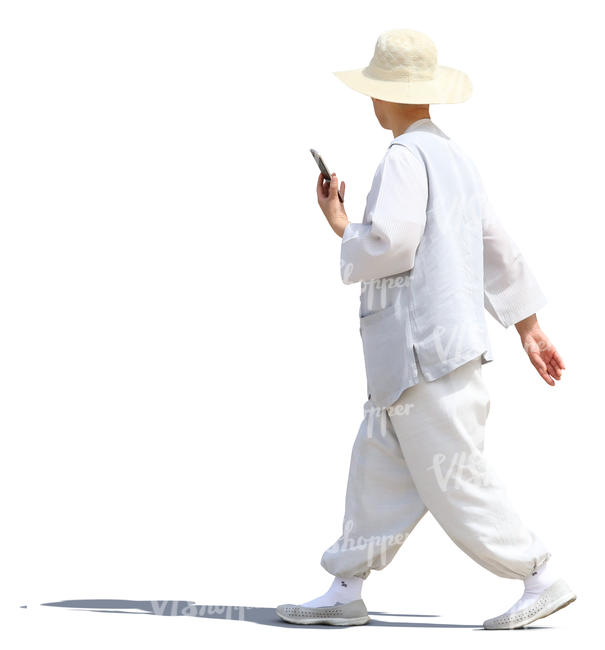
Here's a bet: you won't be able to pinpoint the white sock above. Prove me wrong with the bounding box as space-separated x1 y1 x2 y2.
300 575 364 607
502 560 560 615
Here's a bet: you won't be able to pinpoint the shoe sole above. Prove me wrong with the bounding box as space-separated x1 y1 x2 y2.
486 590 576 630
531 592 576 626
276 611 370 626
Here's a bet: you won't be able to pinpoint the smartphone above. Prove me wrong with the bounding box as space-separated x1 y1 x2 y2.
310 148 344 202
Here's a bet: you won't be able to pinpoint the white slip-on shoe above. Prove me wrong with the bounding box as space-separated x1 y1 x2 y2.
276 599 370 626
483 578 576 630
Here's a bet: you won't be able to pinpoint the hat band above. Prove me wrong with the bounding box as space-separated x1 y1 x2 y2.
362 63 436 82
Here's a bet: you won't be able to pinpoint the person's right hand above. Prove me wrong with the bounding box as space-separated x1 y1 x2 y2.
514 314 565 386
316 172 349 238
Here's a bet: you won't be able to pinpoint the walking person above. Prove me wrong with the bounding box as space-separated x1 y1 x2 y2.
276 28 575 630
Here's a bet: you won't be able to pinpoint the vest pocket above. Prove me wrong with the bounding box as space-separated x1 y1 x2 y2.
359 303 406 408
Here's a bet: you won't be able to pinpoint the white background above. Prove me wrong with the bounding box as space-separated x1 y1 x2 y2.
1 1 602 648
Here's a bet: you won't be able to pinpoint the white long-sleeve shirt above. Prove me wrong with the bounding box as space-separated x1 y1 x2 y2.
480 194 548 327
340 118 547 329
341 145 428 284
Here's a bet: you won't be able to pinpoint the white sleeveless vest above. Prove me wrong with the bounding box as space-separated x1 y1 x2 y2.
356 122 544 407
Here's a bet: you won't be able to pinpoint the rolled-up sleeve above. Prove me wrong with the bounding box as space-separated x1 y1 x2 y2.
340 144 428 284
482 196 548 328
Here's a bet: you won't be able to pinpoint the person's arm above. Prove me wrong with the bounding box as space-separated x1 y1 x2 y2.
481 197 565 385
482 195 548 328
339 145 428 285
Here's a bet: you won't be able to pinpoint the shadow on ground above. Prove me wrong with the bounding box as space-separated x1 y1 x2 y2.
39 599 551 630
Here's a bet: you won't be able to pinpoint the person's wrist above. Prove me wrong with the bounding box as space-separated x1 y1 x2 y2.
515 313 538 337
334 219 350 238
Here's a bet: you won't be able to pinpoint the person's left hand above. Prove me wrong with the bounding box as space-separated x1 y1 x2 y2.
515 315 566 386
316 172 349 237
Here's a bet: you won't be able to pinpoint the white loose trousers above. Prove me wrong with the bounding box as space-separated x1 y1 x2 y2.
321 353 551 581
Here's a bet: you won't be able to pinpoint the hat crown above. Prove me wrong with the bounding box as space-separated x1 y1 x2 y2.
365 29 437 82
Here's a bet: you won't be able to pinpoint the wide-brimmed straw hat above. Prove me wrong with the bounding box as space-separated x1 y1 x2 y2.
332 28 472 104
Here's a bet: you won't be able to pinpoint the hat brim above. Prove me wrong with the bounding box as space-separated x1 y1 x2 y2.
332 64 472 104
